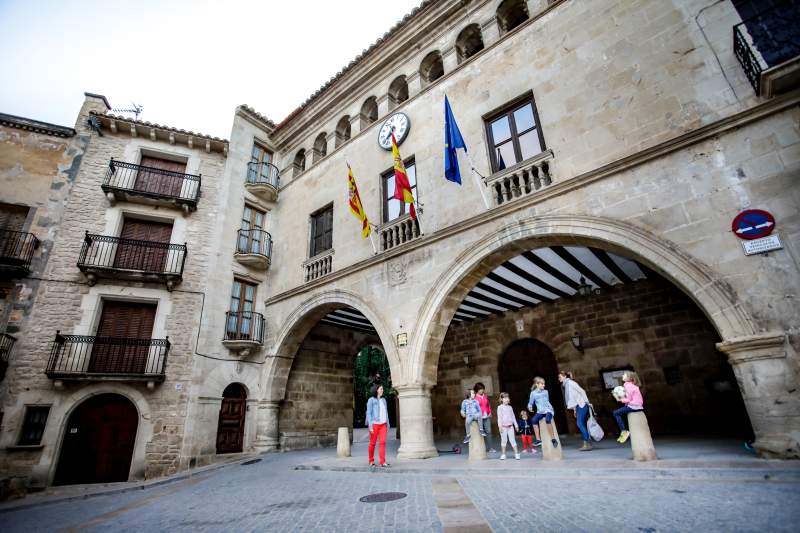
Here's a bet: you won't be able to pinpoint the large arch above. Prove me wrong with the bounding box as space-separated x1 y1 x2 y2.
411 214 758 386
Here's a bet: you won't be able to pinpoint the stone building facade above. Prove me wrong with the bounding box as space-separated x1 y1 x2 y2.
1 0 799 494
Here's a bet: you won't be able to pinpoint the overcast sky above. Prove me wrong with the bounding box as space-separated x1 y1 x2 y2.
0 0 422 138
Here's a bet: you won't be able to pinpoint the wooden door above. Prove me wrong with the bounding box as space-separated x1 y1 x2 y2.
90 301 156 373
216 383 247 454
135 156 186 197
499 338 568 432
114 218 173 273
54 394 138 485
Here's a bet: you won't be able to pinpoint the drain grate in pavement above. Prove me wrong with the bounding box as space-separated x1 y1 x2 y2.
359 492 407 503
241 459 262 465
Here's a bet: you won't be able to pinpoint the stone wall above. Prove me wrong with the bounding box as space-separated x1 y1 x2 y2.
432 275 752 440
279 322 381 450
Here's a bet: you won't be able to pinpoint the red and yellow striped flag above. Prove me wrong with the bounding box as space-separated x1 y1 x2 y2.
347 164 371 239
391 132 416 220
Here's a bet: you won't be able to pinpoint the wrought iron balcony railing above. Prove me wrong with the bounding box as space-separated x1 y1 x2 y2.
223 311 266 345
234 228 272 269
245 161 281 202
45 332 169 382
733 2 800 95
0 228 39 276
77 232 187 290
101 159 201 211
0 333 16 382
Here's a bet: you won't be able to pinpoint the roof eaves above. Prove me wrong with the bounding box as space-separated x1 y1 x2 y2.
90 111 229 143
0 112 76 138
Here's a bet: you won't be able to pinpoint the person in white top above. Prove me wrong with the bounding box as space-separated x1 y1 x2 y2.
559 370 593 451
496 392 520 460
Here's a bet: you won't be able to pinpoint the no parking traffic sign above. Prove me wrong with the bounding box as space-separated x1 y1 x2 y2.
731 209 775 240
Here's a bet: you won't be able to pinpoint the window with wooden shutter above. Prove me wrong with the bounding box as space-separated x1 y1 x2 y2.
90 301 157 374
310 205 333 257
18 405 50 445
114 218 173 272
0 203 29 231
135 156 187 198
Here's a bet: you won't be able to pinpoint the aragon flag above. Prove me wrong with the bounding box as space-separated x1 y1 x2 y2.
347 164 371 238
391 132 417 220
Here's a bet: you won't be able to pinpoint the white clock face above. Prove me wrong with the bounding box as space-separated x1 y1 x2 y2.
378 113 410 150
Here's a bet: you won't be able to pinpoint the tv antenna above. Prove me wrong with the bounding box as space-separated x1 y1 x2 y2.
111 102 143 120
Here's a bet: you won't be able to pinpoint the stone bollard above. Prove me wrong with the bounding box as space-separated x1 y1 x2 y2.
336 427 351 458
628 411 657 461
539 419 562 461
468 420 487 461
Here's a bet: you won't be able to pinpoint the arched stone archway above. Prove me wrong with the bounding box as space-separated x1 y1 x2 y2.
252 290 401 453
409 215 793 457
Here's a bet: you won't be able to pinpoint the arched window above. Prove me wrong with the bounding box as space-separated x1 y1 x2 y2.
335 116 351 148
313 132 327 163
497 0 529 34
360 96 378 129
455 24 484 64
419 51 444 86
293 149 306 175
388 75 409 109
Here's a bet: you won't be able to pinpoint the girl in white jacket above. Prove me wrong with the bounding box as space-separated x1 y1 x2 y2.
496 393 520 460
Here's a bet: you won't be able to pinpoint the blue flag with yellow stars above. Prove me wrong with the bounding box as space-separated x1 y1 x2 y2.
444 95 467 184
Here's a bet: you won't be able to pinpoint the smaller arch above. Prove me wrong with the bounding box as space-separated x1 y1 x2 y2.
497 0 529 34
293 148 306 176
360 96 378 129
313 132 328 163
335 116 351 148
419 51 444 86
388 75 409 109
455 24 484 64
223 382 248 398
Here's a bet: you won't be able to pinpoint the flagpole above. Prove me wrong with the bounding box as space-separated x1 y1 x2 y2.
464 151 492 210
368 225 379 255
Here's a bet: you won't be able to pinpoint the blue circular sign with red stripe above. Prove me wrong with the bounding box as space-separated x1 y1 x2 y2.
731 209 775 240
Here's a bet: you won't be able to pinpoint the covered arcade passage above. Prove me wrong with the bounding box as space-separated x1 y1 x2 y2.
273 303 397 451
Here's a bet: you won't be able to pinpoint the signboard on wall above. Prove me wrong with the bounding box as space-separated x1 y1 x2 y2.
731 209 775 240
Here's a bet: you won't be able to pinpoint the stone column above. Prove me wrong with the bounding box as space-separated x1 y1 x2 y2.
481 18 502 47
442 47 459 74
396 384 439 459
377 94 391 118
717 332 799 458
326 132 337 156
252 400 281 452
349 114 362 137
526 0 547 19
406 72 423 99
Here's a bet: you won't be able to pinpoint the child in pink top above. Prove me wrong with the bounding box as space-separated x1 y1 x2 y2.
474 382 495 453
613 371 644 444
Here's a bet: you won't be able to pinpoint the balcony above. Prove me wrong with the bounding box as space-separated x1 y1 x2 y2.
245 161 280 202
101 159 201 212
234 229 272 270
485 149 555 207
0 229 39 277
303 249 333 282
733 3 800 97
379 216 421 252
0 333 16 382
77 232 187 290
45 332 169 387
222 311 265 356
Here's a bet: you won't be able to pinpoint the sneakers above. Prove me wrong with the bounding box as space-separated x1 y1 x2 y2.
532 439 542 447
463 435 470 444
479 431 487 437
380 463 391 468
500 454 506 460
488 448 497 453
515 452 521 460
618 430 630 444
551 439 559 448
579 441 593 451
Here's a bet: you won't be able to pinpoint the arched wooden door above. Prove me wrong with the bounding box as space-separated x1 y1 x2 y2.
54 393 138 485
499 339 567 432
216 383 247 454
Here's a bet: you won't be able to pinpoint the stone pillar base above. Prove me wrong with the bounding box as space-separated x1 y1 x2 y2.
396 384 439 459
468 420 486 461
337 427 351 458
252 400 281 453
628 411 657 461
539 419 562 461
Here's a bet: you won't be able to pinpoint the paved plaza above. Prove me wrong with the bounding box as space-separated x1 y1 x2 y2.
2 435 799 532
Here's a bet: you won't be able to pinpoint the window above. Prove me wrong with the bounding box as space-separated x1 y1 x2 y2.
293 149 306 175
485 95 545 172
497 0 529 34
388 76 409 109
335 116 351 148
382 159 417 222
238 205 266 255
456 24 484 64
313 132 328 162
420 51 444 86
227 279 256 339
18 405 50 445
247 143 272 181
0 202 29 231
309 205 333 257
360 97 378 129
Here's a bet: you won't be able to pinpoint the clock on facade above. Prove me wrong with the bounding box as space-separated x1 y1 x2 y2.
377 112 410 150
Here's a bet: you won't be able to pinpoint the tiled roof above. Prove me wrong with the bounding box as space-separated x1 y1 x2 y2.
237 104 276 130
90 111 228 143
274 0 435 130
0 112 76 138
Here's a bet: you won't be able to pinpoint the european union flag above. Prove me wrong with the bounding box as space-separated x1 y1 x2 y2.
444 95 467 184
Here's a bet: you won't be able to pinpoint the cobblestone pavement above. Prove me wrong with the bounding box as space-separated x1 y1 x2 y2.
2 448 799 532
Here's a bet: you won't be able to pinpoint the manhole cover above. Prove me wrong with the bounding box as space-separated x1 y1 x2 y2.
359 492 407 503
241 458 262 465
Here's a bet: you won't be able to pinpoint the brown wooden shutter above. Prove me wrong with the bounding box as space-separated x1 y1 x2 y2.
114 219 173 272
135 156 187 197
90 301 157 374
0 203 29 231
